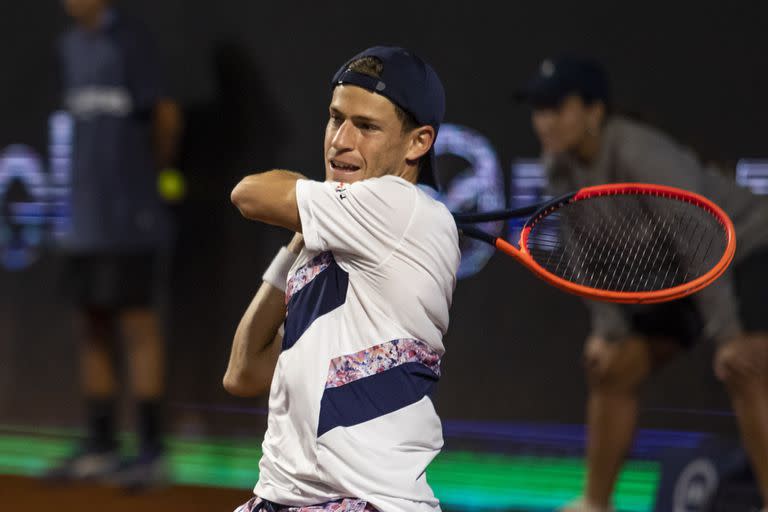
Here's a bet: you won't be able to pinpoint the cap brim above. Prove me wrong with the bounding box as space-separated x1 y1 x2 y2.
513 76 568 108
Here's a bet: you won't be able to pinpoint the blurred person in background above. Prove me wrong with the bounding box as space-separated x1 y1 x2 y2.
225 46 459 511
516 56 768 512
46 0 182 490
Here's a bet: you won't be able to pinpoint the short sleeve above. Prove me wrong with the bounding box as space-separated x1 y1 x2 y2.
295 176 417 270
116 21 165 115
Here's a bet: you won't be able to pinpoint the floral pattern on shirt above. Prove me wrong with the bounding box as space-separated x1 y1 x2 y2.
285 251 333 303
326 338 441 389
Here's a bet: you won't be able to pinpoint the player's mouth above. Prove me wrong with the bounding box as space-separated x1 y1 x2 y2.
330 159 361 172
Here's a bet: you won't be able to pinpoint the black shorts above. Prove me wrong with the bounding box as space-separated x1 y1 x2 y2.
61 251 164 309
627 246 768 347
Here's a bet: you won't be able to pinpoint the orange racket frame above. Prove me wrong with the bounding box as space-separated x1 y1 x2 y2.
459 183 736 304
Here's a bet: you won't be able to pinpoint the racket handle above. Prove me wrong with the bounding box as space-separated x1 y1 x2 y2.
453 204 540 222
494 237 530 266
457 224 496 244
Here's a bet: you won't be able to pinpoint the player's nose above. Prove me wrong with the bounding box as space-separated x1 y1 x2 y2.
331 120 356 151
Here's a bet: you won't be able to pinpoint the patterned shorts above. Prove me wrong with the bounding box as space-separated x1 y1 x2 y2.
234 496 377 512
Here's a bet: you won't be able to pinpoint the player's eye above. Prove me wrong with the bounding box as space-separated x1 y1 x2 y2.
358 122 379 131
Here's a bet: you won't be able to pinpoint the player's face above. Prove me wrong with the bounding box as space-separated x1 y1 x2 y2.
532 95 599 156
324 85 412 184
62 0 107 22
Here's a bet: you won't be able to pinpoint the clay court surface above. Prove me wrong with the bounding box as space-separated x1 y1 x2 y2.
1 474 248 511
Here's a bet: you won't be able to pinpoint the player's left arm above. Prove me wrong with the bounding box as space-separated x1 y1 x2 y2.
123 22 183 171
231 170 304 232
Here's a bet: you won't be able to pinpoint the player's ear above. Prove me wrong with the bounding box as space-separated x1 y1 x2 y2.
587 101 606 132
406 125 435 162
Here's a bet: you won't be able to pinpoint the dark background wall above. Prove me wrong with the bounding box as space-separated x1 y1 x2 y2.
1 0 766 437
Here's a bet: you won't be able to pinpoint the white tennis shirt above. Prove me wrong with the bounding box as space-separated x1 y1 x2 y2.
253 175 460 511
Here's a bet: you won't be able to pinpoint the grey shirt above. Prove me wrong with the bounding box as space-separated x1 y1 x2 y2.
545 116 768 343
58 11 169 253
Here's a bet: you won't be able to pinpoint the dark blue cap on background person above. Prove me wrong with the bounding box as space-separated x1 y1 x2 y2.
515 56 611 109
332 46 445 190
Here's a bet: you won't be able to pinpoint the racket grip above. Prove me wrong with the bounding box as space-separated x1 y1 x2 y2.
457 224 496 244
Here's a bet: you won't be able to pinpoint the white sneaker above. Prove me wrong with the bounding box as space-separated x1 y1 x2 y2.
44 448 121 482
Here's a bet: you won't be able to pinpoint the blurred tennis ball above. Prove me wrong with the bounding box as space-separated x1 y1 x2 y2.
158 168 186 202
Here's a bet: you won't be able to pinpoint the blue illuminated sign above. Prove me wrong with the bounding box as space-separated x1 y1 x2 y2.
433 124 505 279
736 159 768 195
0 111 73 270
507 159 547 243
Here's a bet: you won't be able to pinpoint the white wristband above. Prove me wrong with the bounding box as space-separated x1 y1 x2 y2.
262 246 298 292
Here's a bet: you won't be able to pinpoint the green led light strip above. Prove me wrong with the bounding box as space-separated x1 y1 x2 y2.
0 429 659 511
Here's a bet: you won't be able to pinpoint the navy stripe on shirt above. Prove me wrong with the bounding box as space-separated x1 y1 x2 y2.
283 253 348 351
317 362 439 437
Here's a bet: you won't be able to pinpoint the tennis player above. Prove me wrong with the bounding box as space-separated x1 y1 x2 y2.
517 56 768 511
224 46 460 511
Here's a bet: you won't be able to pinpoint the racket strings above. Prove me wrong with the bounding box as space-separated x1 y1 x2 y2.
525 194 727 292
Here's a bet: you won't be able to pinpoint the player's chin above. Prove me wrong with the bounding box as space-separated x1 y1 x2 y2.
330 168 364 184
540 140 565 156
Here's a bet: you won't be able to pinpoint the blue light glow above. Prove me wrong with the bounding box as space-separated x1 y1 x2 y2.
0 111 73 270
434 124 505 279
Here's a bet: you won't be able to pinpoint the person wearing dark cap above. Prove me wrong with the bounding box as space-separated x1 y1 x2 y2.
224 46 460 511
517 56 768 512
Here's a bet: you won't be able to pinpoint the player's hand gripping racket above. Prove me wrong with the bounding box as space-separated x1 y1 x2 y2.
454 183 736 304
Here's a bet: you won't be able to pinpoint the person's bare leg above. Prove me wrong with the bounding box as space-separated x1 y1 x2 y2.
44 307 119 479
80 307 117 397
121 308 164 399
579 336 680 510
715 333 768 507
120 307 165 458
77 307 120 457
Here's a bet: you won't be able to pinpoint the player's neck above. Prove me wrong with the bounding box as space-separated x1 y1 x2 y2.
393 165 419 185
574 130 602 165
77 7 109 32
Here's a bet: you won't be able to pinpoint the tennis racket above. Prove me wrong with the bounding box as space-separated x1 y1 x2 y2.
454 183 736 304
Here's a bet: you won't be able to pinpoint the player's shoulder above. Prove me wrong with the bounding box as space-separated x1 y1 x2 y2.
353 174 415 193
607 115 686 160
342 175 418 207
607 116 653 142
609 116 675 147
354 176 456 235
106 11 157 54
110 10 152 35
412 186 459 241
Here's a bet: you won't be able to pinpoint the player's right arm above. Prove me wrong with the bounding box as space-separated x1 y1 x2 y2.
223 233 304 397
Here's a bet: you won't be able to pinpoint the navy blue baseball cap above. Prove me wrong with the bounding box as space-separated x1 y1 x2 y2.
515 56 610 109
331 46 445 189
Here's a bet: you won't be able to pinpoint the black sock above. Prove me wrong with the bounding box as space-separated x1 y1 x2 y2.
137 399 164 456
86 398 118 452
